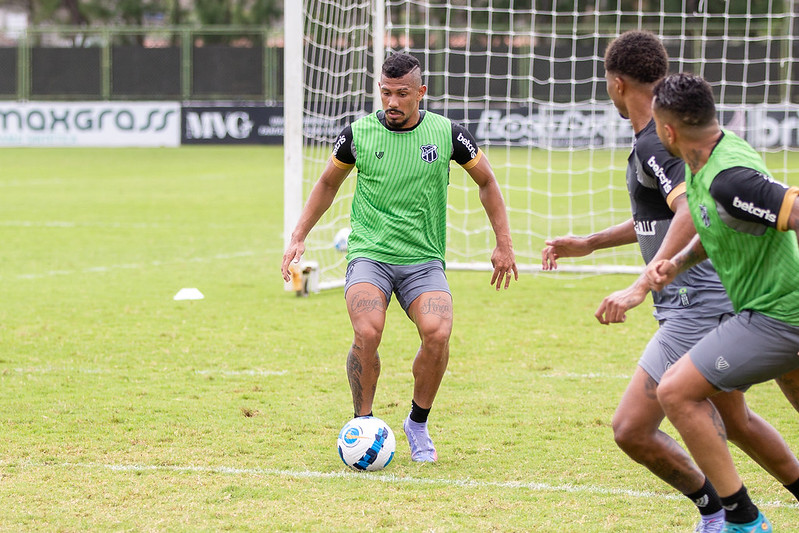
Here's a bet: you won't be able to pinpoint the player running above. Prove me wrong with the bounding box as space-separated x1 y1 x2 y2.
542 31 799 532
648 72 799 533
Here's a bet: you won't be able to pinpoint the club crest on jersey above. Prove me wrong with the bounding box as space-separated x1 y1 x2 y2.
420 144 439 163
700 204 711 227
375 151 384 159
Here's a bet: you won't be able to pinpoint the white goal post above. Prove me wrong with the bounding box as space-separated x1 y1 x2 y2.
284 0 799 291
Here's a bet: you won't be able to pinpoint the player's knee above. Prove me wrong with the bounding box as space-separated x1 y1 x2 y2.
612 414 648 455
353 323 383 349
420 327 450 353
655 375 684 415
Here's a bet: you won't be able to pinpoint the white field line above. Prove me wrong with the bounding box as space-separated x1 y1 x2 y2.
13 461 794 510
0 220 260 229
194 369 288 376
543 373 632 380
8 367 288 377
11 250 263 280
10 367 107 374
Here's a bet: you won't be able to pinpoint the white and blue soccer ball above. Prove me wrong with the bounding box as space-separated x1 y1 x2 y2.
333 227 351 253
337 416 395 471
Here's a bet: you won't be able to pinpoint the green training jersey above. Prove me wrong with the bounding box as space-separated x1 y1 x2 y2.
686 130 799 324
347 111 453 265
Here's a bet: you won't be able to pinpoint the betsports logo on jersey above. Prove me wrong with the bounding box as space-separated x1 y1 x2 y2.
645 155 674 194
456 132 477 160
732 196 777 223
332 134 347 158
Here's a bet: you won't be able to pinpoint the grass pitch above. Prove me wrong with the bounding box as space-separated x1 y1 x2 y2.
1 146 798 531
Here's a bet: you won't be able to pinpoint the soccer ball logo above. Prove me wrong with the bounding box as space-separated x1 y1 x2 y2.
337 417 396 471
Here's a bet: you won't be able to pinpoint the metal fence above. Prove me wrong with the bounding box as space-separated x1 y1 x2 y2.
2 23 798 104
0 26 284 101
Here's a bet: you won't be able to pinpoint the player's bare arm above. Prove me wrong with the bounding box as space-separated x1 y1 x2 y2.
464 154 517 290
281 159 353 281
596 194 696 324
542 218 637 271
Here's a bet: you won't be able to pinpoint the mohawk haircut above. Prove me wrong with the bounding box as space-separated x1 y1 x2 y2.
381 53 422 80
604 30 668 84
653 73 717 127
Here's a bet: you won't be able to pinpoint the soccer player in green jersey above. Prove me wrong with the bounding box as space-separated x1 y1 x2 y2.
648 72 799 532
544 31 799 533
281 53 517 462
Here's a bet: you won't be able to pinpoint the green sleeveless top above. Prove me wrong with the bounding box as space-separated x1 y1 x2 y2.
686 130 799 324
347 111 453 265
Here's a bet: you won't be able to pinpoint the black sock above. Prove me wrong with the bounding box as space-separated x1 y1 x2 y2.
685 477 723 516
784 477 799 503
355 411 373 418
720 484 759 524
409 400 430 423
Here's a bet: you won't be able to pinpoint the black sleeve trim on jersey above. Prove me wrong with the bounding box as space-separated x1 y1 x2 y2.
451 122 480 166
709 166 788 229
331 124 356 166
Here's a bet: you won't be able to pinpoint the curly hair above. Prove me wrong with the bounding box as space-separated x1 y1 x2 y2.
382 53 422 80
604 30 668 84
653 73 716 127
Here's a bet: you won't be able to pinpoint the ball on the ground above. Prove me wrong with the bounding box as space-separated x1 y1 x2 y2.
337 416 395 471
333 227 351 253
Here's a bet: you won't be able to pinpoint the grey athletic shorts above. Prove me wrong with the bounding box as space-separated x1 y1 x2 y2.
344 257 451 313
689 310 799 392
639 313 732 384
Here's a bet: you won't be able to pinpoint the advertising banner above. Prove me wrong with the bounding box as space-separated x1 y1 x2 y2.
443 104 799 150
181 104 285 144
0 102 180 147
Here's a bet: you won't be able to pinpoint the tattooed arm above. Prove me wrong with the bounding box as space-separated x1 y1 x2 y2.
645 233 708 292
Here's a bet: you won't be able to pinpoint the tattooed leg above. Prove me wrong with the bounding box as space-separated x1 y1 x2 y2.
776 367 799 413
347 344 380 416
710 389 799 485
612 366 706 493
657 354 744 497
345 283 387 416
407 291 453 409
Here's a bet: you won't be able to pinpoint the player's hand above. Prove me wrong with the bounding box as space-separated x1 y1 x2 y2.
595 281 648 325
490 246 518 290
281 240 306 282
541 236 592 270
645 259 677 292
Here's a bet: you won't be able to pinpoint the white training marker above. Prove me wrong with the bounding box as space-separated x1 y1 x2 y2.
174 288 204 301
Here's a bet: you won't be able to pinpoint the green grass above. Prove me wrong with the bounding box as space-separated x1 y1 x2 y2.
1 147 798 531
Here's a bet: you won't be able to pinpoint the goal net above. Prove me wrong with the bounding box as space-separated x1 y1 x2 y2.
284 0 799 290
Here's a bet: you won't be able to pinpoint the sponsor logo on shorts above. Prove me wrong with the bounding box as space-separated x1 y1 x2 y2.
715 356 730 371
